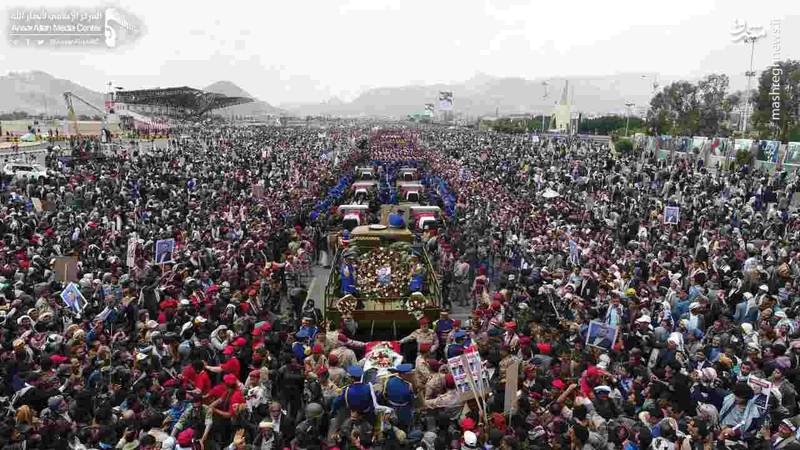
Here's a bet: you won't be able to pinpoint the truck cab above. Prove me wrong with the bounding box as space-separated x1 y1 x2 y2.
337 204 370 231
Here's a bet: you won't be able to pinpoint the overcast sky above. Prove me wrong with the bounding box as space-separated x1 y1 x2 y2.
1 0 799 105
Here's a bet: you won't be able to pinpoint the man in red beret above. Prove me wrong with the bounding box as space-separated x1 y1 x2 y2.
399 316 439 356
424 372 460 410
503 321 519 351
415 343 434 386
303 343 327 377
207 373 245 443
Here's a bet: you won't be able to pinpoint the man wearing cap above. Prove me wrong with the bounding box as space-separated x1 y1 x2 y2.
304 343 328 377
502 321 519 351
207 373 245 444
770 417 800 449
205 345 241 380
399 317 439 356
433 310 454 346
332 365 374 416
253 420 277 450
424 373 460 419
415 343 434 387
445 330 472 359
340 253 357 296
382 363 415 430
171 392 213 448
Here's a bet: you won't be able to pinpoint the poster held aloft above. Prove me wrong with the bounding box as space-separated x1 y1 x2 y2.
586 320 619 351
664 206 680 225
61 282 87 313
154 238 176 265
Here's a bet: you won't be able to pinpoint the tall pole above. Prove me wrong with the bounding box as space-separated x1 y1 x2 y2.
742 36 758 134
730 20 765 135
624 102 635 137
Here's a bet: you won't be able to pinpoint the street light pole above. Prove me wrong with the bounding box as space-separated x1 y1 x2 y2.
742 36 761 134
730 20 766 135
624 102 635 137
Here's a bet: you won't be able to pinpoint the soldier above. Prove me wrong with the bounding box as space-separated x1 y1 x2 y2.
424 373 461 419
332 365 374 416
399 317 439 354
502 321 520 351
382 363 415 430
433 310 454 349
303 344 327 377
446 330 471 359
497 344 521 397
415 343 434 387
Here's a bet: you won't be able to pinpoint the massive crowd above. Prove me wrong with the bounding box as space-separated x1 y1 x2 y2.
1 122 800 450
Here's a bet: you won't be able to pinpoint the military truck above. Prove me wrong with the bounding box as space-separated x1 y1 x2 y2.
324 223 442 337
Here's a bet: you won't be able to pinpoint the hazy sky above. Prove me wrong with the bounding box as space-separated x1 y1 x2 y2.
1 0 799 105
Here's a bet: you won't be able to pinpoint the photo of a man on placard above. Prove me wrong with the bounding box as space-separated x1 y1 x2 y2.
60 282 86 313
155 239 175 264
586 320 618 351
664 206 680 225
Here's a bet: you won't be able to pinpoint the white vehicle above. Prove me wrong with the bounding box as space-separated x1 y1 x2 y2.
3 163 48 180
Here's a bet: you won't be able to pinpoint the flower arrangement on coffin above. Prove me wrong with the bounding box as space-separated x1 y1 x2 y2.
337 294 357 314
351 248 410 299
406 291 427 320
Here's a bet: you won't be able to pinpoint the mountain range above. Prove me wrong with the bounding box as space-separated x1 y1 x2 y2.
0 70 666 119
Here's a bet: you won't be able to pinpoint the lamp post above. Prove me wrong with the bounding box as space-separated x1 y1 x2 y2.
624 102 635 137
541 81 549 132
730 19 766 135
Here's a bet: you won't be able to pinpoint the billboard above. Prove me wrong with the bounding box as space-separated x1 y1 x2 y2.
784 142 800 166
757 140 781 163
438 91 453 111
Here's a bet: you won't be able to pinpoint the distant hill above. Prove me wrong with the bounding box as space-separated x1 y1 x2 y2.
204 81 284 116
0 70 105 116
282 73 669 118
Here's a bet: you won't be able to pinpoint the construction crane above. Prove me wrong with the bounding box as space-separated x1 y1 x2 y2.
63 91 109 139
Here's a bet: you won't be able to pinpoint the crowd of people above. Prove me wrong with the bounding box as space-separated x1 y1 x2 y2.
1 122 800 450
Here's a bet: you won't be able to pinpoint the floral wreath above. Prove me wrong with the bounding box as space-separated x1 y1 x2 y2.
406 291 427 319
337 294 357 314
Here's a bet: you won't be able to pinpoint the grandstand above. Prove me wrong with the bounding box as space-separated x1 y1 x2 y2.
113 86 253 117
108 86 253 134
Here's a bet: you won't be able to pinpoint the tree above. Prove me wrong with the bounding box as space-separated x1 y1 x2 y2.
579 115 644 135
647 81 699 135
647 75 731 137
751 59 800 142
696 74 730 136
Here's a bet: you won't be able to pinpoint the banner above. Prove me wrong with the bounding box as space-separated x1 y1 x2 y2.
784 142 800 166
757 140 781 163
734 139 753 153
438 91 453 111
709 137 732 157
748 376 772 414
691 136 708 152
447 351 490 400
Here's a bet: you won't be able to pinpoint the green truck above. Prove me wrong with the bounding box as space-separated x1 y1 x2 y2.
324 223 442 338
